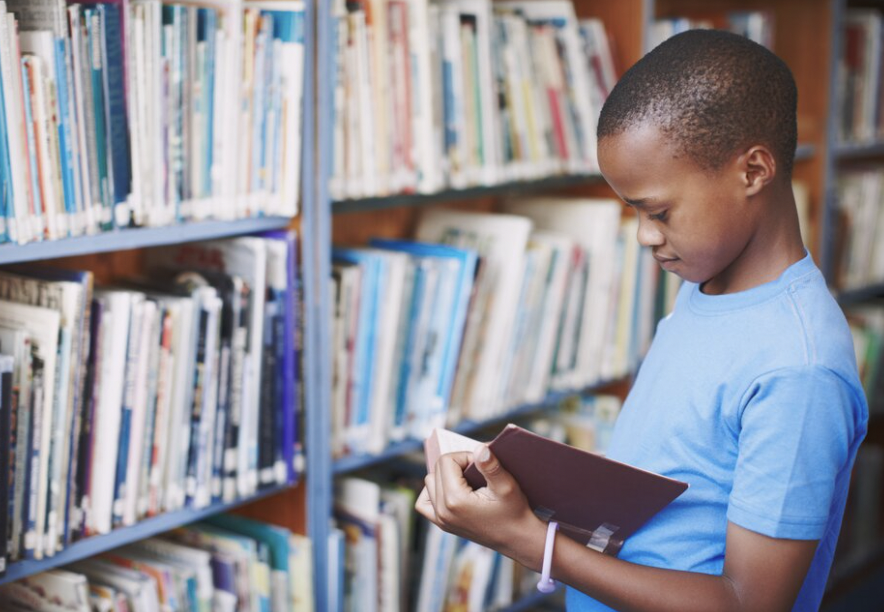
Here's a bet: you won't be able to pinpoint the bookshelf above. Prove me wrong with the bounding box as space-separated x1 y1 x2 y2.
0 0 320 605
310 1 884 611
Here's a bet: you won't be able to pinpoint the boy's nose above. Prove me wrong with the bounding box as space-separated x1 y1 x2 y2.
636 218 665 247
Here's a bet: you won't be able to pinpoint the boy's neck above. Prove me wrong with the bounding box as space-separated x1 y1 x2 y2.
701 181 806 296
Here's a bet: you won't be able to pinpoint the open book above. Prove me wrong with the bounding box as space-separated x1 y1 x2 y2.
425 425 688 555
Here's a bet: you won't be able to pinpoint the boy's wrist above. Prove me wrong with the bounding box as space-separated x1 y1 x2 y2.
500 513 549 572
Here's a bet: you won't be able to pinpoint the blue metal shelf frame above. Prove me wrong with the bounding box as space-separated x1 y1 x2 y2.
795 143 816 161
333 380 625 475
837 282 884 307
834 141 884 160
0 217 292 264
0 486 291 585
333 174 605 213
310 0 334 608
822 0 847 283
334 391 578 475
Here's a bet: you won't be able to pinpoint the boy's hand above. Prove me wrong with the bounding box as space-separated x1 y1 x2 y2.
416 445 547 569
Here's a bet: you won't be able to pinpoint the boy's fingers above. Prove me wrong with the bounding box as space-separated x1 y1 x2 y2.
415 486 438 523
424 473 436 505
440 450 476 469
437 451 480 498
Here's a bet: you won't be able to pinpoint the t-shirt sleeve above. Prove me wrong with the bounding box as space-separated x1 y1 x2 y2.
727 365 863 540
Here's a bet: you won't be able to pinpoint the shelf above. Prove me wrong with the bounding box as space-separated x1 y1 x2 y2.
0 485 293 585
795 143 816 161
835 141 884 161
836 282 884 307
333 381 623 475
0 216 293 265
332 173 605 213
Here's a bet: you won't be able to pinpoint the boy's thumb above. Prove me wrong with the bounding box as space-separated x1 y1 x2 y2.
475 445 502 481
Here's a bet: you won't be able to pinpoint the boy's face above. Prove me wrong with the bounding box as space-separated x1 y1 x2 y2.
598 124 760 293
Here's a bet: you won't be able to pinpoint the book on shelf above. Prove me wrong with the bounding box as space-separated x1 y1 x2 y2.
329 0 617 200
0 0 305 245
0 513 314 611
0 233 301 573
330 201 663 460
426 424 688 555
651 10 774 53
835 166 884 290
839 8 884 145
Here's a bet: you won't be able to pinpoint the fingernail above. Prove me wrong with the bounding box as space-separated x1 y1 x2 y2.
477 445 490 463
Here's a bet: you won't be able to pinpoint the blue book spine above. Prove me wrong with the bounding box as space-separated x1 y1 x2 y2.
54 39 78 228
99 4 131 216
85 9 112 230
442 60 457 159
284 232 298 482
0 54 11 243
369 239 477 408
197 9 216 197
19 62 43 234
261 229 299 483
251 17 270 196
394 263 426 430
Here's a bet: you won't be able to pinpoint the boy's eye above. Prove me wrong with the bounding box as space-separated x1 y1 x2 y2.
648 210 668 222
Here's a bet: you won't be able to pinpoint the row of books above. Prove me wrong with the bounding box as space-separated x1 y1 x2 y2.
329 0 618 200
839 9 884 145
0 232 302 571
332 474 537 612
834 166 884 290
331 400 623 612
0 0 304 245
330 200 675 457
0 514 314 611
650 11 774 51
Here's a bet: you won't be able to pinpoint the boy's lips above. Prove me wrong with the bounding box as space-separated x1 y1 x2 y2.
653 252 678 264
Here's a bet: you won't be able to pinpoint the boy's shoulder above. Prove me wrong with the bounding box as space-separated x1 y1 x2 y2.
670 257 857 379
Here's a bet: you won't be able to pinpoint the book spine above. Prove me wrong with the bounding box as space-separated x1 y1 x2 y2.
72 298 101 541
23 356 43 560
0 12 11 244
54 38 79 236
85 9 111 230
19 60 44 240
112 298 142 528
184 305 209 507
0 366 12 571
99 4 131 226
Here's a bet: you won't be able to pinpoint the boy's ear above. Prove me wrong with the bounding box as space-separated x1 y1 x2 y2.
740 145 777 196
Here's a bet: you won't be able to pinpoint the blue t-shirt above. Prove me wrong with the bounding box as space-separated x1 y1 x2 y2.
567 253 868 611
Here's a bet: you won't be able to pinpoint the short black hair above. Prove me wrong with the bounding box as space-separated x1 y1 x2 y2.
598 29 797 177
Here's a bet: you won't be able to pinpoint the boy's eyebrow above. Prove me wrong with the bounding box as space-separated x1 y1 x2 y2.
622 196 658 208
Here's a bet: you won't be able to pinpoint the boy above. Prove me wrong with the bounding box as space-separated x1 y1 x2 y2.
416 29 868 612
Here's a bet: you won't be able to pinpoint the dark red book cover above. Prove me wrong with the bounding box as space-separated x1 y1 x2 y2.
462 424 688 555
